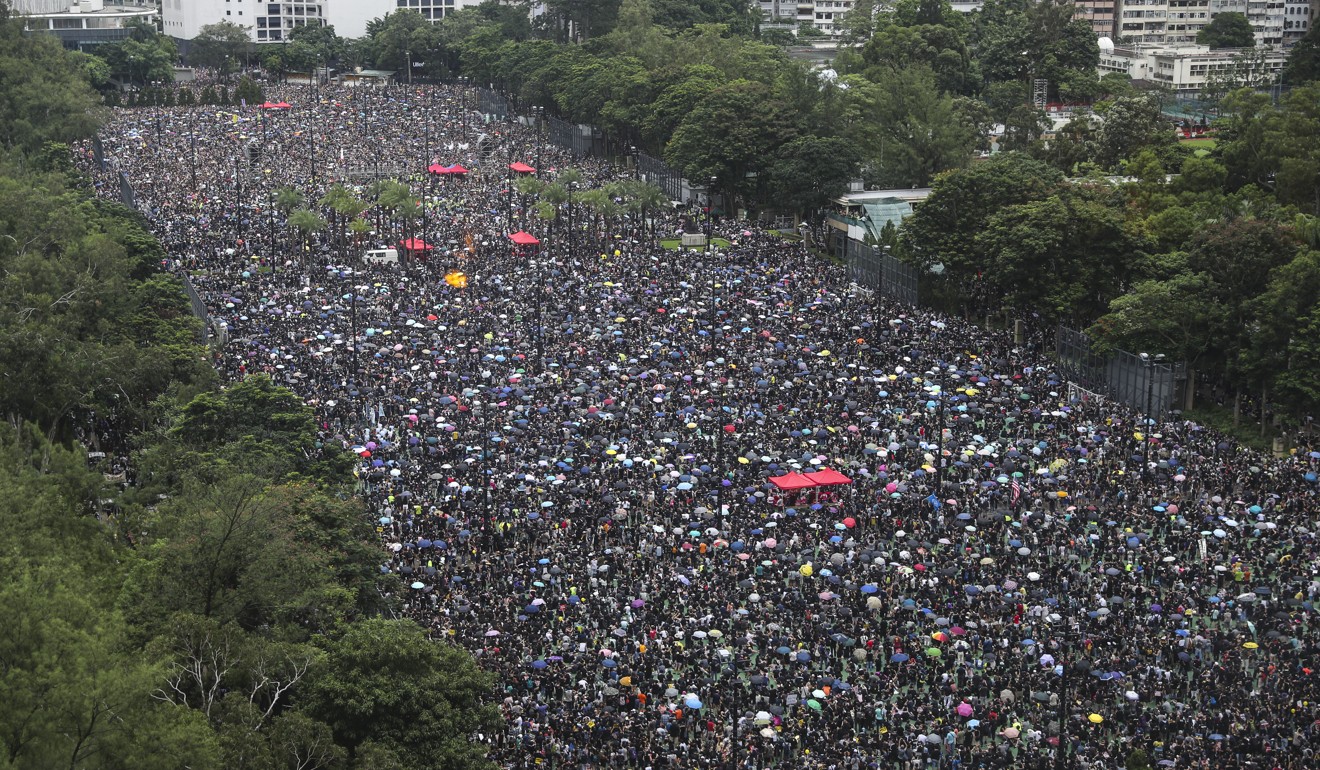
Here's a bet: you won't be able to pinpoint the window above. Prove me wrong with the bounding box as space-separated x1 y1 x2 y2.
269 3 280 12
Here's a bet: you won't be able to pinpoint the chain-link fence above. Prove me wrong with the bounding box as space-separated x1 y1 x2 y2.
179 272 211 344
118 171 135 209
475 87 510 120
839 238 919 307
1055 325 1183 415
637 151 682 201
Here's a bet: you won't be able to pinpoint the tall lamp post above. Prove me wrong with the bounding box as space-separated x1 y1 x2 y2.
706 176 717 247
265 168 276 277
531 106 544 178
235 155 244 246
567 181 577 265
1139 352 1166 481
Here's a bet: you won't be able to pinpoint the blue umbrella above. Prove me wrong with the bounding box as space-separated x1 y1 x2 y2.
685 696 703 710
861 584 879 594
890 653 909 663
796 651 811 662
601 658 617 668
531 660 548 669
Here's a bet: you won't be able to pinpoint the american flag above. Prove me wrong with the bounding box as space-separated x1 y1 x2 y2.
1011 479 1022 505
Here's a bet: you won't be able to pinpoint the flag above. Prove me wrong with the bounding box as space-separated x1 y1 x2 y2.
1011 479 1021 505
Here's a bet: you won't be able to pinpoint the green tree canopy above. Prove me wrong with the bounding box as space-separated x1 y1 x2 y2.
188 21 252 76
1196 12 1255 48
302 619 501 770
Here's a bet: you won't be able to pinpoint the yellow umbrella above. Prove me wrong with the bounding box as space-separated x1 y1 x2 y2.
1243 642 1259 649
1088 714 1104 724
799 564 814 577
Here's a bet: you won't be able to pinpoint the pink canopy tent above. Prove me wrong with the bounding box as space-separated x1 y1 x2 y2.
804 469 852 486
400 238 433 252
768 473 819 491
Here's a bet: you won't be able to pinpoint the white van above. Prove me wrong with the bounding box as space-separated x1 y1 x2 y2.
363 248 399 265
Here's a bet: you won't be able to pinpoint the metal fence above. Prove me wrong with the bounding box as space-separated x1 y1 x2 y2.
118 171 135 209
116 170 211 343
637 151 683 201
546 114 613 159
1055 325 1183 415
475 87 510 121
838 236 919 307
179 272 211 343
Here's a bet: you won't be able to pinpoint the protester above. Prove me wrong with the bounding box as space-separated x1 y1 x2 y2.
84 82 1320 770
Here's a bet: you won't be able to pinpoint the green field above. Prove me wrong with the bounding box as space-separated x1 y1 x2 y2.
660 237 733 250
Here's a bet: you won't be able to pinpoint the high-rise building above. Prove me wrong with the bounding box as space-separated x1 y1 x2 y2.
161 0 476 44
12 0 158 49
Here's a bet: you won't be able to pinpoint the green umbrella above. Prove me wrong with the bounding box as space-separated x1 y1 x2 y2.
925 647 942 657
806 699 822 711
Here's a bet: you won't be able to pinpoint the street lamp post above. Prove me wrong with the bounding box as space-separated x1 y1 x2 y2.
507 142 515 228
265 168 276 277
629 144 639 180
235 155 244 246
151 80 162 145
1139 353 1166 481
706 176 717 247
567 181 577 265
532 106 544 178
188 113 198 193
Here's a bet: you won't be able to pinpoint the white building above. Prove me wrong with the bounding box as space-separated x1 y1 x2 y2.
13 0 157 49
758 0 980 37
1098 42 1285 92
162 0 476 44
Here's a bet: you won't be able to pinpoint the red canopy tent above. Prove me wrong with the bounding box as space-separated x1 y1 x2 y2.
508 231 541 246
508 161 537 174
400 238 433 252
803 469 852 486
427 164 450 175
260 101 291 110
768 472 819 491
448 164 469 175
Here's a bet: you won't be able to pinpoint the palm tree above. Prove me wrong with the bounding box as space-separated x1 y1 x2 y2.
319 183 366 260
287 208 326 262
377 180 413 244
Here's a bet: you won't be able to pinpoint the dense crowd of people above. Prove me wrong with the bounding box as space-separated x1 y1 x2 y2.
82 81 1320 770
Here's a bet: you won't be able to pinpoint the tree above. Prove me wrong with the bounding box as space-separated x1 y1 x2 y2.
899 152 1064 273
1088 272 1227 366
767 136 862 216
288 208 327 259
974 183 1147 322
838 67 979 188
1196 12 1255 48
1285 23 1320 84
302 619 500 770
188 22 251 77
1094 95 1185 171
665 79 799 210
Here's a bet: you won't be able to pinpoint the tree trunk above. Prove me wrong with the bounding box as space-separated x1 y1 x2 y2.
1233 388 1241 428
1260 383 1267 438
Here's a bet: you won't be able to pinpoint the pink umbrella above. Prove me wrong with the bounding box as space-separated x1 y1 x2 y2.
764 537 778 548
957 702 973 717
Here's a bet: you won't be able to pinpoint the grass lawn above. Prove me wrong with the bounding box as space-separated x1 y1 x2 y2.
660 237 733 250
1179 137 1217 157
1185 403 1281 454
